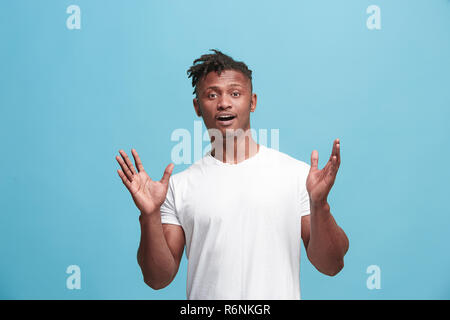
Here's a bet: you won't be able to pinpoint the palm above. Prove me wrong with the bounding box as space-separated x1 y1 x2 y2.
116 149 174 215
306 139 341 204
132 172 171 212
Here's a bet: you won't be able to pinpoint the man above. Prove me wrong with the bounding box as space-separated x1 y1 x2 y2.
115 49 349 300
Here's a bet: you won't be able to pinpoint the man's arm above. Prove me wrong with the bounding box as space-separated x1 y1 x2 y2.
302 138 349 276
137 213 185 289
301 205 349 276
115 149 185 289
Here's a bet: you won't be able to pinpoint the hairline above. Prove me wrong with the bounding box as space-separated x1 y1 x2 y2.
195 68 253 98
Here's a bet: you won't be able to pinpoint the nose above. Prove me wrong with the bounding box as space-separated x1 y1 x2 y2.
217 94 232 110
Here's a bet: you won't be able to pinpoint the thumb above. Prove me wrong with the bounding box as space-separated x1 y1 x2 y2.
310 150 319 170
160 163 174 185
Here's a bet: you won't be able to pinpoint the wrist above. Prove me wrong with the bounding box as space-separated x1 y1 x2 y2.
310 199 330 212
139 209 160 222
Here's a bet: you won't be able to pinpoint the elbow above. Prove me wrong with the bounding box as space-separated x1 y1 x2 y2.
144 277 172 290
323 260 344 277
138 261 175 290
307 250 345 277
144 280 166 290
141 267 175 290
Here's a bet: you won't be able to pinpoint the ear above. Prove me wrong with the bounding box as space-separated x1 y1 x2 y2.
250 93 257 112
193 98 202 117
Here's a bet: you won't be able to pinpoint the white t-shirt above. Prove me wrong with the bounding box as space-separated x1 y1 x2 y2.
160 144 311 300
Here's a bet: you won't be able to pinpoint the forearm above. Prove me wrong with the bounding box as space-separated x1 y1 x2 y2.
307 201 349 276
137 210 177 289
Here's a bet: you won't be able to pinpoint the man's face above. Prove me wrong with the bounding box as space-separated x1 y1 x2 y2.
193 69 257 137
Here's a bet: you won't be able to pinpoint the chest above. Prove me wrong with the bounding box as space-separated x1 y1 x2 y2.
177 167 300 231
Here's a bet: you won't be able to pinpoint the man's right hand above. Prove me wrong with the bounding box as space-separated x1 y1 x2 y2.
116 149 174 216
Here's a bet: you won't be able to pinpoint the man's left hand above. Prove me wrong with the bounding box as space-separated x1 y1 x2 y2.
306 138 341 205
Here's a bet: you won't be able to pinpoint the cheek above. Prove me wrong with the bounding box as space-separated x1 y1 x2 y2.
239 105 252 119
198 102 213 119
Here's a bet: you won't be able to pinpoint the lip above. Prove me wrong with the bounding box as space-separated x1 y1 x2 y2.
215 113 237 120
216 116 236 126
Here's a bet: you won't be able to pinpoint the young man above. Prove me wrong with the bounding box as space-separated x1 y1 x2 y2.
116 49 349 300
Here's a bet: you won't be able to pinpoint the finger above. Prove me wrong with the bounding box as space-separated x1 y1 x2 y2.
329 139 338 162
324 149 339 172
116 154 133 181
119 150 137 175
310 150 319 170
131 149 145 172
330 155 341 182
117 169 131 190
331 155 339 173
160 163 174 186
336 139 341 166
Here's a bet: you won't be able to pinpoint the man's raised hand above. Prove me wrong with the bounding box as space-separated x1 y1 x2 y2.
116 149 174 216
306 139 341 205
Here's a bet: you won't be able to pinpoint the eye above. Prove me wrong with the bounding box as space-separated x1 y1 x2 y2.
231 92 240 97
208 93 217 99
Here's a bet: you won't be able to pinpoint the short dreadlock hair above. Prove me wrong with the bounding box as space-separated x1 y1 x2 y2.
187 49 253 98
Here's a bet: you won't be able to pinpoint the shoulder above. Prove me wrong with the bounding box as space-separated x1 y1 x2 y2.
262 145 310 174
168 155 211 187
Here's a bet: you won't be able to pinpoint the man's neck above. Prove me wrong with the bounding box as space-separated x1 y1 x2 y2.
211 133 260 164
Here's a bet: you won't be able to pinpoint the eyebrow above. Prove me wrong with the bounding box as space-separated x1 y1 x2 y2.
203 83 243 93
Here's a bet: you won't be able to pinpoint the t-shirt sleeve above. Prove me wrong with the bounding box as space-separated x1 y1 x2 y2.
160 176 182 226
299 164 311 217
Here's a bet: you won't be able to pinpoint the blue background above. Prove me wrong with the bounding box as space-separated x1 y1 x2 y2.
1 0 449 299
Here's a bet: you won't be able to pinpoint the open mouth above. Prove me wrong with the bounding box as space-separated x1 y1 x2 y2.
216 114 236 126
217 115 236 121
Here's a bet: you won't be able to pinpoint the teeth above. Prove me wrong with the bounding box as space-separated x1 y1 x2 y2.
218 115 234 119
